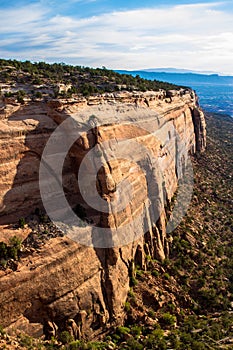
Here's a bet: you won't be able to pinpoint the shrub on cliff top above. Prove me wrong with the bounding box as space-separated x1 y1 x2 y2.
0 58 183 96
8 236 22 260
0 236 22 265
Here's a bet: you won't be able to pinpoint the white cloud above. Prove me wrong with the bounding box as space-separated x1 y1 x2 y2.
0 4 48 32
0 2 233 74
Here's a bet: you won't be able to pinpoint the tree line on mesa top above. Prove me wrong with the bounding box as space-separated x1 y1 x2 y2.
0 58 186 97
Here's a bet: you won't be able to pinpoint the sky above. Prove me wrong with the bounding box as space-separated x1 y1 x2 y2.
0 0 233 74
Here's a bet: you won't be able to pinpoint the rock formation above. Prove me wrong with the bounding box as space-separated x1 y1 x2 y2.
0 89 206 338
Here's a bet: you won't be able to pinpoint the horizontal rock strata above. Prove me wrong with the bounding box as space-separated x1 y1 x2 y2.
0 90 206 337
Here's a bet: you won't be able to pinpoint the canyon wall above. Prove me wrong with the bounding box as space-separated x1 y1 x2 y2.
0 90 206 338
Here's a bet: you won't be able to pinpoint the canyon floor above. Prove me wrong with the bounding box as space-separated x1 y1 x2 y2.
0 112 233 349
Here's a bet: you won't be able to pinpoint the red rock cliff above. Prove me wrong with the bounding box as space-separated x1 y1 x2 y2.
0 89 206 338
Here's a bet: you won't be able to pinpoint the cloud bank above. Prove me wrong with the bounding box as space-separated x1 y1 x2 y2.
0 1 233 74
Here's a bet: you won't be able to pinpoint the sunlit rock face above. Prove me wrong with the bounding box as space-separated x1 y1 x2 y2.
0 90 206 338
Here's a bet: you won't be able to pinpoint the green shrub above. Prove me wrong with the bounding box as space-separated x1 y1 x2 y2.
160 312 177 327
128 288 135 302
86 341 108 349
9 236 22 248
130 276 138 286
0 325 5 336
44 336 61 349
196 277 205 288
148 309 156 318
117 326 130 336
191 341 206 350
0 259 7 268
131 325 142 337
126 337 144 350
17 95 25 104
8 236 22 260
59 331 74 344
0 236 22 263
34 91 43 98
145 254 152 261
135 268 143 279
19 334 33 348
143 328 166 350
19 217 25 228
152 270 159 277
112 334 120 342
128 288 134 298
124 301 131 313
0 242 8 260
164 272 171 280
105 336 111 341
162 258 171 267
167 302 176 312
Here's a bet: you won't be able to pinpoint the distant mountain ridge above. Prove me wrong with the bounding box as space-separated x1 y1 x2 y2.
140 68 221 75
115 69 233 116
116 70 233 84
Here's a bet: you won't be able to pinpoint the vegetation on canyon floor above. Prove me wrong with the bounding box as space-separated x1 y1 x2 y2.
0 58 184 99
0 112 232 349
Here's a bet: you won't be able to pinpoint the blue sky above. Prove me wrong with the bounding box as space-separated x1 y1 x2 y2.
1 0 233 74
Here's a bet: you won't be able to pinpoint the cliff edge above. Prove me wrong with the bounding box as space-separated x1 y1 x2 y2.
0 88 206 338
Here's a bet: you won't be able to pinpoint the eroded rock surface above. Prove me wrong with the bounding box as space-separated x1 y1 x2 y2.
0 90 206 337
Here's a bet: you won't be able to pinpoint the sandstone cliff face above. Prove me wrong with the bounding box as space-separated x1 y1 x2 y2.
0 90 206 337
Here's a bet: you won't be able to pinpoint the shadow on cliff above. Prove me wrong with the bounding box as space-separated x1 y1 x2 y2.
0 101 79 227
